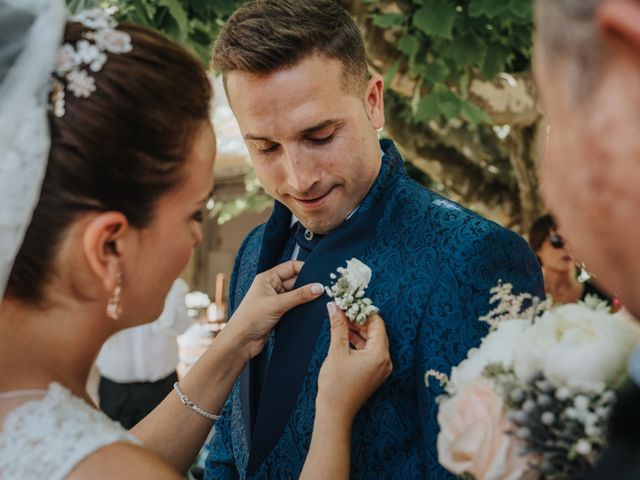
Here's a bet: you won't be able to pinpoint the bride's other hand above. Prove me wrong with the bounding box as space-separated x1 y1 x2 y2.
227 260 324 359
317 304 392 423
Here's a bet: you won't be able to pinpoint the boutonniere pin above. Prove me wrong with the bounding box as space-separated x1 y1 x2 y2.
325 258 379 325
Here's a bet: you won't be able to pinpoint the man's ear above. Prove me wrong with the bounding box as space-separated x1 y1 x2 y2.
364 73 385 130
82 212 129 293
597 0 640 59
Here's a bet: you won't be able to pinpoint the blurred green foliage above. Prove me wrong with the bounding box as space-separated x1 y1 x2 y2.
66 0 241 63
367 0 533 124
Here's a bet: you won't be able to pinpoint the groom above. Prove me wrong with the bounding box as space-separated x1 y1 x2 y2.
205 1 543 478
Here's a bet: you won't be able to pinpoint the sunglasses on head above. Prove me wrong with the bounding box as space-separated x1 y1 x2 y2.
548 232 565 249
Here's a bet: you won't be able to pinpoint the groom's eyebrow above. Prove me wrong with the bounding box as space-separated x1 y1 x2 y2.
244 132 271 141
243 119 343 141
300 119 342 135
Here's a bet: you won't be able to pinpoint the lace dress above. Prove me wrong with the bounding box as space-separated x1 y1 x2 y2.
0 382 141 479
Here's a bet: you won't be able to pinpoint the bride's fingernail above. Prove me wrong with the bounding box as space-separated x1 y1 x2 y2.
311 283 324 294
326 302 336 315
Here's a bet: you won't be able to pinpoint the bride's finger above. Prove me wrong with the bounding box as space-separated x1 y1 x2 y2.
282 276 299 291
349 323 368 341
362 315 389 351
348 330 367 349
268 260 304 283
274 282 324 313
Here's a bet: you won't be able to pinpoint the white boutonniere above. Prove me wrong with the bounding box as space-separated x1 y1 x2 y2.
325 258 379 325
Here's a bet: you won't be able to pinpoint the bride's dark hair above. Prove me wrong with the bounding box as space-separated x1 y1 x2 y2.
6 21 212 304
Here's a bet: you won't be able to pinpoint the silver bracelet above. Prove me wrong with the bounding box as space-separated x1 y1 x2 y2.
173 382 221 421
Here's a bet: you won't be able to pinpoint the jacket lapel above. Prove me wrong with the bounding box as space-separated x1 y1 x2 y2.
239 201 293 447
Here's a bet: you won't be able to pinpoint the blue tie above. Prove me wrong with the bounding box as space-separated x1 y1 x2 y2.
293 223 324 260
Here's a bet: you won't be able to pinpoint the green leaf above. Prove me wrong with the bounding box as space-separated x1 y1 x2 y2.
416 84 462 121
130 0 155 26
435 89 462 119
208 0 242 16
66 0 101 14
415 92 442 122
371 13 405 28
413 0 457 40
460 99 493 124
469 0 508 18
409 52 429 79
423 60 449 84
482 42 511 78
157 0 189 39
448 35 487 70
508 0 532 19
459 70 470 99
384 59 401 90
397 34 420 57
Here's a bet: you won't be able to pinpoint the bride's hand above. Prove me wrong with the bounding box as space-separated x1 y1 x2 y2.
227 260 324 360
316 304 392 423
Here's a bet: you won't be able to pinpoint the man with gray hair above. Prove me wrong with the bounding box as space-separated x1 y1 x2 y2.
534 0 640 477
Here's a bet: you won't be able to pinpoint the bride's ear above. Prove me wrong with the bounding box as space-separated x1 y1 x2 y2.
82 212 129 292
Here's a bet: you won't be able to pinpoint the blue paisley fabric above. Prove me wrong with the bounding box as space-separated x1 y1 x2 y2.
205 139 544 480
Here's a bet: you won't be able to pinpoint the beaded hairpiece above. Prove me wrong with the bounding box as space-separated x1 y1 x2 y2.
50 8 132 118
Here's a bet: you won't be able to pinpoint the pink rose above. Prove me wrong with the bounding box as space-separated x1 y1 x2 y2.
437 379 535 480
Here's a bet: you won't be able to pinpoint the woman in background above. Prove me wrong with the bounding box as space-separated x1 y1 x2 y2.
529 214 613 305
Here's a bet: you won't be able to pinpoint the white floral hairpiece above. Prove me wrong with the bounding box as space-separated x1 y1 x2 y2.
50 8 132 118
325 258 379 325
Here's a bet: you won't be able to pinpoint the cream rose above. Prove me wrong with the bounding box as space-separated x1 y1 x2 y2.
344 258 372 291
448 320 528 393
437 379 533 480
513 304 640 392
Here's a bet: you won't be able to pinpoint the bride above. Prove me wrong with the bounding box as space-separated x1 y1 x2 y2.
0 1 392 479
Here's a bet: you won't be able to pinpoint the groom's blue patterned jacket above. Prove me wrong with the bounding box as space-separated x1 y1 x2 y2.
205 140 544 479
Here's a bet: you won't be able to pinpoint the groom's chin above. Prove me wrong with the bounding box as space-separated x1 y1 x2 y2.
291 209 349 235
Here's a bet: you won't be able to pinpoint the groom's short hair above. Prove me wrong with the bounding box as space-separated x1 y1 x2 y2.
212 0 369 96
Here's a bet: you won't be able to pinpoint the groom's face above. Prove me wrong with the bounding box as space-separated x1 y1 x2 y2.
225 54 385 234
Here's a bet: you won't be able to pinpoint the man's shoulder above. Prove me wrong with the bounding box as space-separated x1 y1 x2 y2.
393 177 508 239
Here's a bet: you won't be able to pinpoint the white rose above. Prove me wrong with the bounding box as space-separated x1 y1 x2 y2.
513 304 640 392
344 258 371 292
448 319 529 393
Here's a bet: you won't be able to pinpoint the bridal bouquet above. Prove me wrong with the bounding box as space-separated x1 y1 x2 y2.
429 283 640 480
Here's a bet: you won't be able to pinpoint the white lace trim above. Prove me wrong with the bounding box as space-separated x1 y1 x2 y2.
0 382 141 479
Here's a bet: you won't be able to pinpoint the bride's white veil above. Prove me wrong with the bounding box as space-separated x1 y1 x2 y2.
0 0 66 302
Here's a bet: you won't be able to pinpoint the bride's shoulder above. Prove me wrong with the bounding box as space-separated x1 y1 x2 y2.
0 382 174 480
66 442 180 480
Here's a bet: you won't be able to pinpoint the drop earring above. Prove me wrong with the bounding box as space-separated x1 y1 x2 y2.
106 273 123 320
